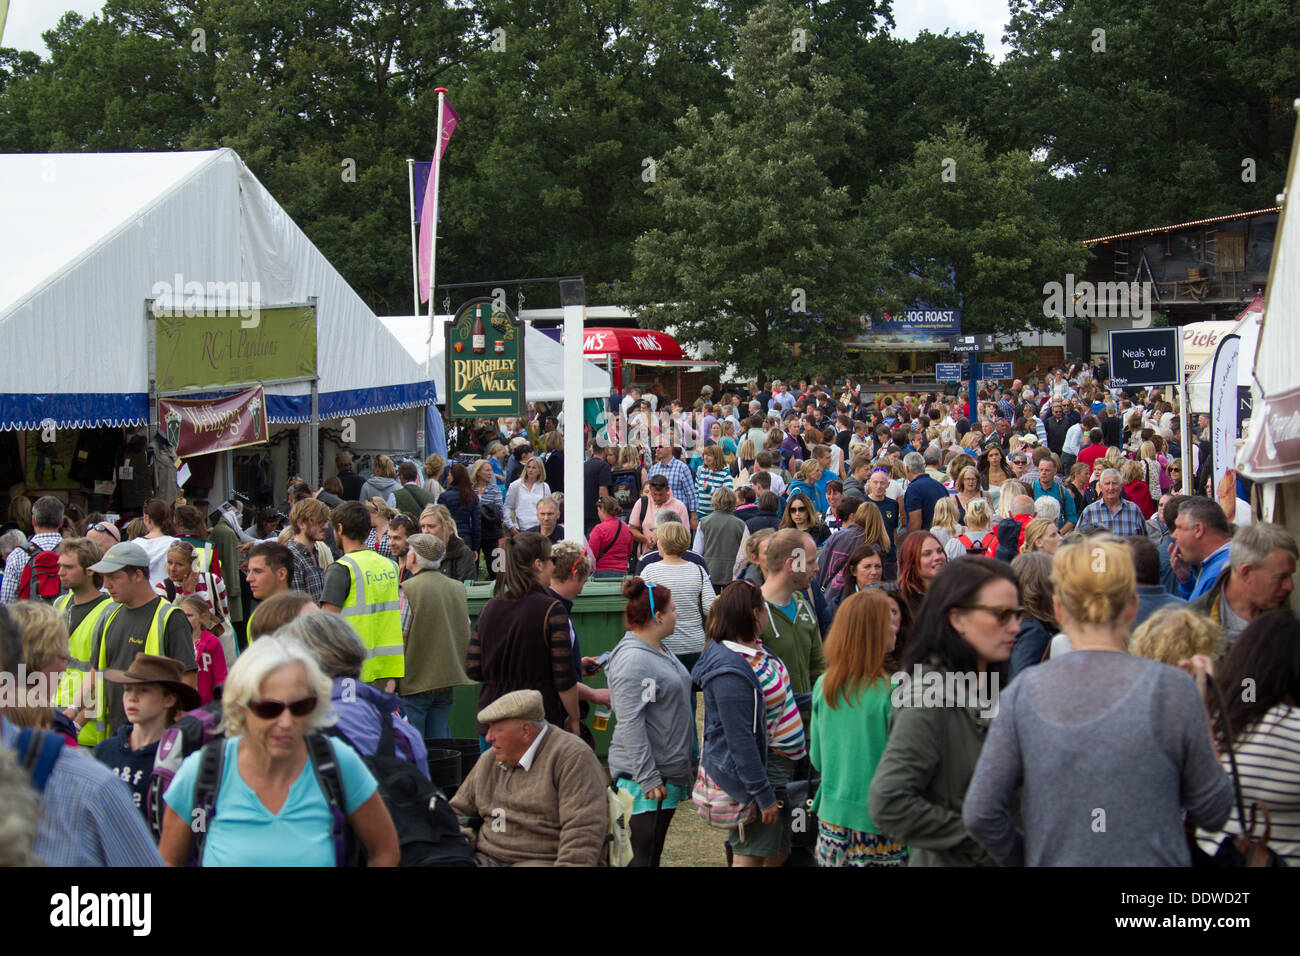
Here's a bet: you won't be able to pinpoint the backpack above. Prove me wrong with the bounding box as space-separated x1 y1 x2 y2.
146 701 225 844
611 470 639 509
189 731 349 866
325 708 475 868
17 541 62 602
17 726 65 793
958 532 993 557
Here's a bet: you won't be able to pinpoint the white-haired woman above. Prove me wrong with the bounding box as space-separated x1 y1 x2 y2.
159 635 399 867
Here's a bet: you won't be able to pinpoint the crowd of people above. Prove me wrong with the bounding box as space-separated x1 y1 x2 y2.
1 361 1298 869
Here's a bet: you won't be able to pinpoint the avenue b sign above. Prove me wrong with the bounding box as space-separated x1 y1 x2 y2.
446 297 526 419
1108 327 1180 388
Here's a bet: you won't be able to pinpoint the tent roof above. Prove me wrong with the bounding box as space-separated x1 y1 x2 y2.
0 149 432 430
378 315 612 402
1240 113 1300 481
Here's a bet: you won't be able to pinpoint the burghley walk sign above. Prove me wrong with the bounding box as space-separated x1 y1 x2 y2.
445 297 526 419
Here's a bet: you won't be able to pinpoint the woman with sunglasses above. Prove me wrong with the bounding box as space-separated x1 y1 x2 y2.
963 537 1233 865
607 577 694 866
896 532 947 620
159 634 399 866
779 492 829 547
868 558 1020 867
467 532 582 743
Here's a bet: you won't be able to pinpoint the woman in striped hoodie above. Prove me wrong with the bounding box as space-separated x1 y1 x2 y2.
693 581 807 867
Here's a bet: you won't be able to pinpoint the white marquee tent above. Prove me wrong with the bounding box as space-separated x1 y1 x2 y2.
0 149 434 440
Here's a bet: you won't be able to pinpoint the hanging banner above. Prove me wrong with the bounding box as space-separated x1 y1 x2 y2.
154 305 316 392
1210 334 1240 492
158 386 269 458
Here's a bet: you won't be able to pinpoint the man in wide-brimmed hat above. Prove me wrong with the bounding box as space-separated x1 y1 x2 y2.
92 653 201 818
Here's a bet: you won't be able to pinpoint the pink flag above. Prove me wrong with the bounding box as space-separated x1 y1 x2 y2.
418 99 460 303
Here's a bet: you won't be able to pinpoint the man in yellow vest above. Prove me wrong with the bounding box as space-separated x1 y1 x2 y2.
54 538 114 745
321 500 403 689
85 541 196 743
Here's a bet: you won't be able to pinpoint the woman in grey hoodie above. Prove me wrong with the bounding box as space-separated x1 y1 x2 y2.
359 454 402 508
606 577 695 867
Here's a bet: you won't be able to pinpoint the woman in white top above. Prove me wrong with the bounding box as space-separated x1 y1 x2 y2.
946 498 995 560
504 456 551 532
136 498 179 588
929 497 964 553
1195 610 1300 865
640 521 716 671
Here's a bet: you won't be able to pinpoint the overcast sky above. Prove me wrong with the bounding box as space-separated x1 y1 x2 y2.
5 0 1013 60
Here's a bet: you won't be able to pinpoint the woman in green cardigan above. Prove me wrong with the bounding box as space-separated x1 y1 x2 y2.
810 588 907 867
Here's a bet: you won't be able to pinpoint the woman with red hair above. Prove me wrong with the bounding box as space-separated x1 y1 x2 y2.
897 532 947 620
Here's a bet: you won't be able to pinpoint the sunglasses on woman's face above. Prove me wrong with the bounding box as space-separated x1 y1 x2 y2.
247 696 317 720
966 604 1025 626
790 505 807 513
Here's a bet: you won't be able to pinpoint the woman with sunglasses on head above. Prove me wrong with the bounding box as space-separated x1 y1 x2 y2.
159 635 399 866
466 532 582 744
780 491 829 548
868 557 1020 867
896 532 947 620
962 537 1233 865
606 577 695 866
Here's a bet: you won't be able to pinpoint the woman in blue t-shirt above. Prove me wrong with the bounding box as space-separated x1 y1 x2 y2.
159 636 399 867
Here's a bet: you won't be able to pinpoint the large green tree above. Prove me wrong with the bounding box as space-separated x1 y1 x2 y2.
867 122 1086 336
624 0 883 381
1001 0 1298 237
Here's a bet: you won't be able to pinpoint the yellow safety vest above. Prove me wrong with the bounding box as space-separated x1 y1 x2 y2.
52 593 112 718
338 550 404 682
83 599 179 746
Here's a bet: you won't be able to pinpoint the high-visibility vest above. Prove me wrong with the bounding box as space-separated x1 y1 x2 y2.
52 593 113 718
338 550 403 682
83 599 179 746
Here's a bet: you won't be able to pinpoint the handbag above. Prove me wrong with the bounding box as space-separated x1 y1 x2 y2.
692 763 757 833
779 768 820 850
1189 679 1288 867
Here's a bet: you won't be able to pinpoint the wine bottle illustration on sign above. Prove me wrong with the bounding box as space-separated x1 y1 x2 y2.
472 308 487 353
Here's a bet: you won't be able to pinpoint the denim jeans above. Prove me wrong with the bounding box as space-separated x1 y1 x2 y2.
400 687 455 741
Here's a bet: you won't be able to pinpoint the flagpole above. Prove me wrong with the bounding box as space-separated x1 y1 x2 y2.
407 159 421 320
426 88 448 382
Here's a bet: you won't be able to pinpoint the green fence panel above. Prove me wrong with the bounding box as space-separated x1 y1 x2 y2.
450 579 629 757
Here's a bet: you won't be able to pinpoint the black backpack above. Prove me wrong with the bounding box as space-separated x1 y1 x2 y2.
325 707 475 868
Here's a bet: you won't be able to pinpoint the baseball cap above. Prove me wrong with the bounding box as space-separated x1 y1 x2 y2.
89 541 150 573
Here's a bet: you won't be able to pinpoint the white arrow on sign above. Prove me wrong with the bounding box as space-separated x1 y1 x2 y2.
457 393 514 412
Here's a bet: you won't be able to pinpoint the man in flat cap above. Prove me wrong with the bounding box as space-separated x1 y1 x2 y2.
451 690 607 866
